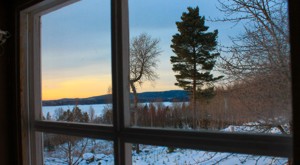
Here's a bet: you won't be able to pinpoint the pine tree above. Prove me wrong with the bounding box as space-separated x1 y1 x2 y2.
170 7 223 128
46 112 52 120
57 106 89 123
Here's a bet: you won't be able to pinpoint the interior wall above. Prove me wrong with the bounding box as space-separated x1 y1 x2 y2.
290 0 300 163
0 1 14 164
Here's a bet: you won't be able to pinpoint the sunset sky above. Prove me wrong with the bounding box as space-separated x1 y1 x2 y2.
41 0 241 100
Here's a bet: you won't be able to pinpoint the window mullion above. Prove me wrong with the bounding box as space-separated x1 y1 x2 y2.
111 0 130 164
122 127 293 158
32 13 44 165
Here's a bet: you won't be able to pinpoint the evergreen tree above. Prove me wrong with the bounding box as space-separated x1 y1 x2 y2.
170 7 223 128
57 106 89 123
46 112 52 120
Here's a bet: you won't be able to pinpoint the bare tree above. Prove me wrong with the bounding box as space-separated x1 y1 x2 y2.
129 33 162 125
46 134 89 165
214 0 291 134
54 107 64 120
88 106 95 122
215 0 289 80
45 107 90 165
129 33 161 154
58 136 88 165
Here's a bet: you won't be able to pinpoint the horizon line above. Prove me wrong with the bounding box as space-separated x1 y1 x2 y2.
42 89 187 101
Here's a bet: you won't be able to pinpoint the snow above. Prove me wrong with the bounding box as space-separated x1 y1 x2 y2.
95 154 106 160
131 145 287 165
44 139 114 165
82 153 94 160
43 126 288 165
44 143 287 165
42 104 110 118
221 122 290 134
42 103 289 165
42 102 175 119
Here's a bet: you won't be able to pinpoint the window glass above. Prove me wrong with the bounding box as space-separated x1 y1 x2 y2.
43 133 114 165
41 0 112 124
21 0 292 165
131 144 288 165
128 0 291 134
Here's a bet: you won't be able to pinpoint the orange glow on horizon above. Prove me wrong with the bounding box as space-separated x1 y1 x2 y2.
42 78 181 100
42 73 181 100
42 75 112 100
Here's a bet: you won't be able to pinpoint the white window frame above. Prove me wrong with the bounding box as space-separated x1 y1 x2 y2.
19 0 292 165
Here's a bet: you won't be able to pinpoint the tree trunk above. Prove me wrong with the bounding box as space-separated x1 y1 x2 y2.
129 81 140 154
130 81 138 126
192 49 197 129
67 142 72 165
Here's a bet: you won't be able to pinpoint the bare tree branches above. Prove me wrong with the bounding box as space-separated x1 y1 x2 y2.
129 33 161 125
211 0 292 135
215 0 290 82
130 33 161 85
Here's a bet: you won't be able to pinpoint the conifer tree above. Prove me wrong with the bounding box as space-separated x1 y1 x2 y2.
170 7 223 128
46 112 52 120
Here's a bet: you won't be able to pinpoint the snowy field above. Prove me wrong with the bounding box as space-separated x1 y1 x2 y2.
42 103 289 165
131 145 287 165
43 133 288 165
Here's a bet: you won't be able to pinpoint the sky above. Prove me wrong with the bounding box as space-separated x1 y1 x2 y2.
41 0 241 100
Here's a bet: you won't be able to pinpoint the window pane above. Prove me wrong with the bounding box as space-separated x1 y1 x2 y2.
131 144 288 165
43 133 114 165
41 0 112 124
128 0 291 134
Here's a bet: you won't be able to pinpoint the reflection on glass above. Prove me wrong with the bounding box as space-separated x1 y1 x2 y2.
131 144 288 165
128 0 291 134
43 133 114 165
41 0 112 124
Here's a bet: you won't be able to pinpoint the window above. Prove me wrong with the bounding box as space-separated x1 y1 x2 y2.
129 144 288 165
41 0 112 125
42 133 114 165
128 0 292 134
20 0 292 165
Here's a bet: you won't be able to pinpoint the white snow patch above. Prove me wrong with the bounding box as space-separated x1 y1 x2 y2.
82 153 94 160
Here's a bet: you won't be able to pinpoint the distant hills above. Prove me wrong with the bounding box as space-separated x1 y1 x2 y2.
42 90 189 106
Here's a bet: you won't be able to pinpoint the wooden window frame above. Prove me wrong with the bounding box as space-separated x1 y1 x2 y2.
19 0 292 165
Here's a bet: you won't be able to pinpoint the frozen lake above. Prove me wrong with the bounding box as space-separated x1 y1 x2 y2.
43 104 109 118
42 102 175 118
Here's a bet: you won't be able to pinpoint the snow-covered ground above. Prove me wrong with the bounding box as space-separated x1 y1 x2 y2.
132 145 287 165
44 139 287 165
42 103 289 164
43 126 288 165
44 139 114 165
222 122 290 134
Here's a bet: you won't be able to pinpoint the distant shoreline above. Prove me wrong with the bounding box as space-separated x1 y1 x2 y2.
42 90 189 106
